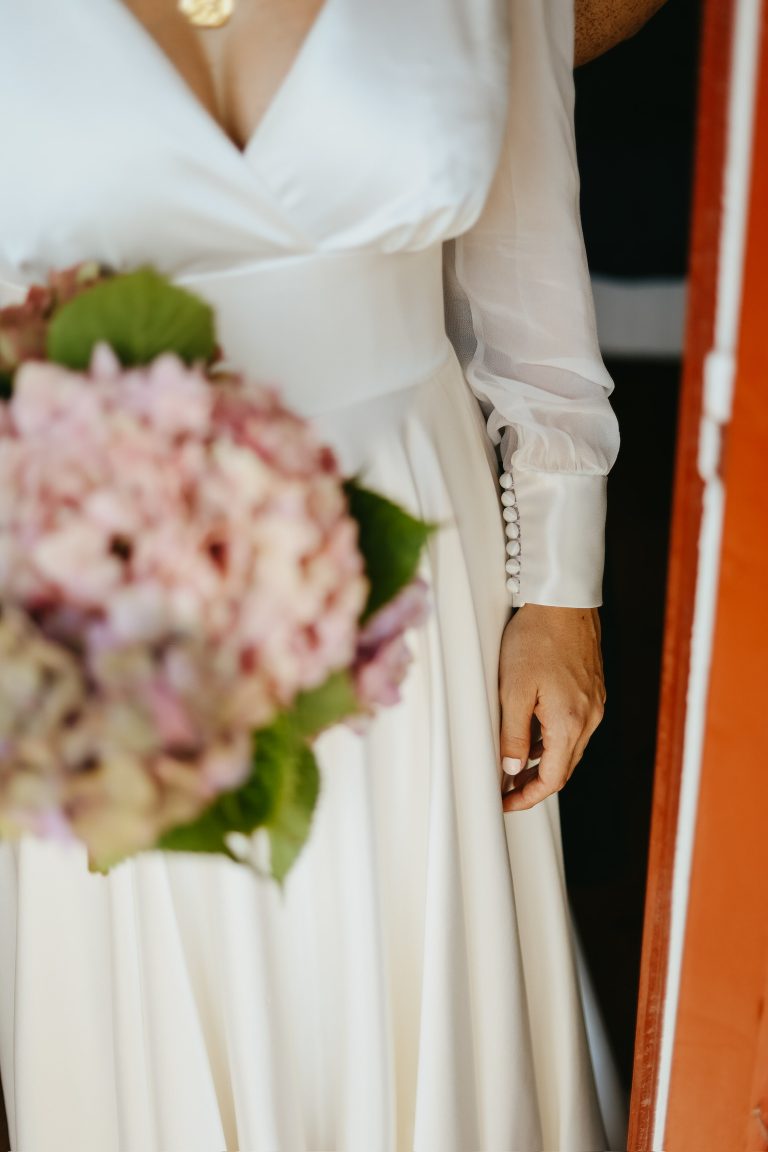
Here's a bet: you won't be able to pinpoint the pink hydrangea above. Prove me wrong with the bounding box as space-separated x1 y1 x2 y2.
0 262 108 378
0 347 369 867
353 578 430 714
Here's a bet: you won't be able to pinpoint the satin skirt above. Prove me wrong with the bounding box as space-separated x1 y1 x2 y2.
0 352 617 1152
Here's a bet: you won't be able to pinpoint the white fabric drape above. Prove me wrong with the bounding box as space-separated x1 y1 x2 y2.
444 0 621 608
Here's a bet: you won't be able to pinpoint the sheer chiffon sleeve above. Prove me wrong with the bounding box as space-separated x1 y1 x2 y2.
444 0 620 608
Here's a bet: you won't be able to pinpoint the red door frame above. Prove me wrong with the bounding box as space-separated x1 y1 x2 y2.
664 3 768 1144
628 0 735 1142
629 1 768 1147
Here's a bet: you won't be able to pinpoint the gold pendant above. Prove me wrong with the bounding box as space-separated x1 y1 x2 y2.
177 0 235 29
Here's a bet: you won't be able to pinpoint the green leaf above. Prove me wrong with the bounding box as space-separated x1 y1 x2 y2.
156 712 321 884
291 670 360 738
156 734 274 858
46 266 216 370
267 737 320 884
344 479 437 622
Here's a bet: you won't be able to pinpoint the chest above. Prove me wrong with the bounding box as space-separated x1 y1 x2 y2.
121 0 326 153
0 0 510 278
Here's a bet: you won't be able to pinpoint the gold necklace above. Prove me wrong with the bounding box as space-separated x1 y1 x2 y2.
177 0 235 28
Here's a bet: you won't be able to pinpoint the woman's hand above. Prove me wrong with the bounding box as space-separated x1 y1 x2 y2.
499 604 606 813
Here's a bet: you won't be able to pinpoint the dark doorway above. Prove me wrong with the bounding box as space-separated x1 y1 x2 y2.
560 0 702 1094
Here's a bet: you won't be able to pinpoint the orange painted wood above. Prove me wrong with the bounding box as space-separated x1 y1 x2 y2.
627 1 735 1146
663 8 768 1149
745 960 768 1151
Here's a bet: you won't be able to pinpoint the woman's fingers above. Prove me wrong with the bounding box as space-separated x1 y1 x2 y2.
501 762 538 803
502 723 573 812
527 737 545 764
499 686 536 779
502 736 545 792
502 772 551 812
502 710 600 812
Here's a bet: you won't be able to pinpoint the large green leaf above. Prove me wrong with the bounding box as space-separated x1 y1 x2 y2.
157 713 320 884
344 479 437 622
47 267 216 370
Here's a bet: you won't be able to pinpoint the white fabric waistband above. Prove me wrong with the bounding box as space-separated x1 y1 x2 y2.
2 247 451 419
178 246 451 418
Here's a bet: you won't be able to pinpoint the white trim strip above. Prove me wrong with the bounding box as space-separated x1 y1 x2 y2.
590 277 687 358
651 0 763 1145
651 478 726 1148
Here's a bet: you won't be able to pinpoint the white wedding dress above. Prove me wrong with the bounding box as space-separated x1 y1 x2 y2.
0 1 622 1149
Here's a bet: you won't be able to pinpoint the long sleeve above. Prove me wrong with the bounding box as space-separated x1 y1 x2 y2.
444 0 620 608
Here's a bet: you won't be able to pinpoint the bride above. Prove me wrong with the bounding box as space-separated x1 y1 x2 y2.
0 1 663 1149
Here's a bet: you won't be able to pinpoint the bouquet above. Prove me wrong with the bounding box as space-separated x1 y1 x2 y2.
0 264 434 880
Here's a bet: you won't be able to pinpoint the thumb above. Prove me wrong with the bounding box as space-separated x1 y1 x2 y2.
500 689 535 779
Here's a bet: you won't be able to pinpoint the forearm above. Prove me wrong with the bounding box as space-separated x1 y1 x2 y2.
575 0 669 66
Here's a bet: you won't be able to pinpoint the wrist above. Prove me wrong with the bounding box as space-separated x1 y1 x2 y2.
508 603 601 640
517 603 598 617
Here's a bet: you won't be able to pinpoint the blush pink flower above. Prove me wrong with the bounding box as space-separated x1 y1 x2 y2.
0 261 109 378
353 578 430 714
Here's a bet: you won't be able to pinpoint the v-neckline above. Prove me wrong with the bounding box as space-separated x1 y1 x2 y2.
110 0 332 163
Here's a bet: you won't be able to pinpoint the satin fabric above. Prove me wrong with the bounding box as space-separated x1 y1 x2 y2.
0 0 623 1148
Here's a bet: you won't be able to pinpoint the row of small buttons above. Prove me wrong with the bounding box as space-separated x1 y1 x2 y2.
499 471 520 595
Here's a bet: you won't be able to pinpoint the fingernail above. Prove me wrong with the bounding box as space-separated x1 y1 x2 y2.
502 756 523 775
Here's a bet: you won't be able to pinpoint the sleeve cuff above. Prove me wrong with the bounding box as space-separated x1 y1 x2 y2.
506 470 607 608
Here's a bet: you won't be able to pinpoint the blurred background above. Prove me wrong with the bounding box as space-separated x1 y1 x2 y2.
560 0 702 1095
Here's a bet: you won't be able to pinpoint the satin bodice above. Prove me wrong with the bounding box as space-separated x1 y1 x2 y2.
0 0 510 473
0 0 508 276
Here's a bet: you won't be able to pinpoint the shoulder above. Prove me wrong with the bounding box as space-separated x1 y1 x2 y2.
574 0 668 67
